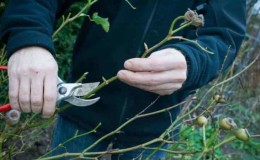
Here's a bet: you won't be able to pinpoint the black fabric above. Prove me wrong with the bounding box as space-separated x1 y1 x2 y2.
0 0 246 143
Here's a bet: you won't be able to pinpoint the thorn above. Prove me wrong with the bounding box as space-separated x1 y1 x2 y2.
144 43 148 51
102 77 108 84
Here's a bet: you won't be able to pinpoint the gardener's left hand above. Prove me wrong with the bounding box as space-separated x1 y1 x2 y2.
118 48 187 95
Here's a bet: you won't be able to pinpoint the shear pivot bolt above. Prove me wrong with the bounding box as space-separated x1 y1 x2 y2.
59 87 67 95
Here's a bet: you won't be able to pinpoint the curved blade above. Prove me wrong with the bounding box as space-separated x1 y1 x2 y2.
73 82 100 96
65 96 100 107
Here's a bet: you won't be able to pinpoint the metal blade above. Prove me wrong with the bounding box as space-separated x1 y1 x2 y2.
65 96 100 107
73 82 100 97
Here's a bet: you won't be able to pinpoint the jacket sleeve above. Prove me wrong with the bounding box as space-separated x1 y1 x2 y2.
164 0 246 90
0 0 77 58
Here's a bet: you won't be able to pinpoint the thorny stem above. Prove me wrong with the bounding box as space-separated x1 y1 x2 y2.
84 17 193 98
38 139 162 160
213 136 236 150
143 147 200 155
154 56 259 152
53 54 259 160
174 54 259 128
169 36 214 54
84 76 118 98
52 0 98 38
39 123 101 159
250 135 260 138
79 100 186 155
72 52 258 159
202 125 207 149
195 136 236 160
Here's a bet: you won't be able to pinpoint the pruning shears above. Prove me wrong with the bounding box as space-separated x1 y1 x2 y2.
0 65 100 113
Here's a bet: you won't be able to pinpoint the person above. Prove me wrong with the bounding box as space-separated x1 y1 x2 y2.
0 0 246 159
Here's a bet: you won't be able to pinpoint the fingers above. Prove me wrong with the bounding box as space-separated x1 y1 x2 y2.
8 73 20 111
31 74 44 113
119 48 187 95
118 70 186 85
7 46 58 118
19 77 31 112
124 49 186 72
118 69 186 95
124 57 175 72
42 73 57 118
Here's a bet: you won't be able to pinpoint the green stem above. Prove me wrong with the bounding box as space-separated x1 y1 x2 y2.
39 123 101 159
213 136 236 150
84 76 118 98
168 16 185 35
38 138 161 160
169 36 214 54
82 18 193 99
171 21 192 35
202 125 207 148
52 0 97 38
250 135 260 138
143 147 200 155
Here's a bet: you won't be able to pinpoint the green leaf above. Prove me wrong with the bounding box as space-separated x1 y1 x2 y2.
91 12 110 32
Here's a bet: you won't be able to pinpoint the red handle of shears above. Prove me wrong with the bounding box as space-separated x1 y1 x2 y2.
0 104 12 112
0 66 7 70
0 65 12 112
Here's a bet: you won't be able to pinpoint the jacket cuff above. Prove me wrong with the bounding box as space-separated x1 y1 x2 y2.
6 30 55 59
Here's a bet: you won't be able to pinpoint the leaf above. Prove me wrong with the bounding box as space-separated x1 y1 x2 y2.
91 12 110 32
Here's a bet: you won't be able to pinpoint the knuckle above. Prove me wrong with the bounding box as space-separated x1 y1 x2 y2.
9 92 18 100
18 68 30 76
8 69 17 76
44 95 56 102
32 108 42 114
19 99 29 106
31 100 42 107
179 73 187 82
150 59 161 69
45 64 58 72
29 66 42 74
148 77 159 85
19 96 29 103
10 102 20 110
176 61 187 69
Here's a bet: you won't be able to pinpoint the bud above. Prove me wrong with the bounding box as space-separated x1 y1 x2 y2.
213 94 225 103
184 9 205 27
197 116 208 127
219 117 237 130
5 110 21 126
213 94 220 102
235 128 250 141
218 98 225 103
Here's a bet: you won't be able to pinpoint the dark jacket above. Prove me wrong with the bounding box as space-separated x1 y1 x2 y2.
0 0 246 143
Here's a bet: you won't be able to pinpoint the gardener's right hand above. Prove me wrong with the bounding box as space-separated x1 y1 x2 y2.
8 46 58 118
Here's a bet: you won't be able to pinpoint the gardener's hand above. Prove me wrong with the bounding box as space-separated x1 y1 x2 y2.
8 47 58 118
118 48 187 95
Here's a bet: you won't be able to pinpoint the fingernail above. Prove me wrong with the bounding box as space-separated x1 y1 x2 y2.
118 70 126 78
125 61 132 69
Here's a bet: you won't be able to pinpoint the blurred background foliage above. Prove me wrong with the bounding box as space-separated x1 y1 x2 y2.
0 0 259 159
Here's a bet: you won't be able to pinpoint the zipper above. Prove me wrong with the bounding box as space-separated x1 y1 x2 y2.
136 0 159 57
